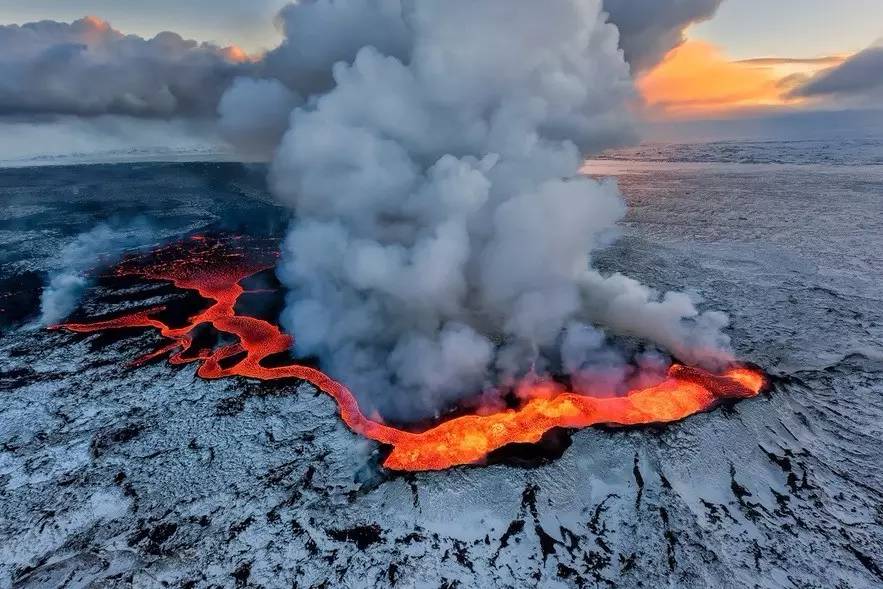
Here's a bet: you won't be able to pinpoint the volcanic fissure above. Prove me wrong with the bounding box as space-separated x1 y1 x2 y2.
56 235 766 471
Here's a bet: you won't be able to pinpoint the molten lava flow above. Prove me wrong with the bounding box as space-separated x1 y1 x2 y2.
57 236 766 471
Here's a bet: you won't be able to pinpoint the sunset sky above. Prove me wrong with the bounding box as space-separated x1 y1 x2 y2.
639 0 881 119
1 0 880 122
637 40 845 118
0 0 880 147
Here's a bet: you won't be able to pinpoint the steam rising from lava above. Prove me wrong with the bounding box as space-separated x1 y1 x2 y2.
57 236 765 471
12 3 769 471
215 0 737 421
39 220 155 326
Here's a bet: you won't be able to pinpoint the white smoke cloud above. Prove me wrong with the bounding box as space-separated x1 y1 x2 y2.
579 271 732 366
217 77 303 159
245 0 736 421
39 220 155 326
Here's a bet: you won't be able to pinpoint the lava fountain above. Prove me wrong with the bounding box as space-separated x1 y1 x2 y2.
56 235 766 471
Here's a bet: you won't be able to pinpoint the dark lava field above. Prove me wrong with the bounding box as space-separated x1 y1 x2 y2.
1 159 882 588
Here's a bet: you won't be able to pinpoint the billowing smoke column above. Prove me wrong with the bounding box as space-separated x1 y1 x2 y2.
6 2 741 423
215 0 735 421
39 220 155 326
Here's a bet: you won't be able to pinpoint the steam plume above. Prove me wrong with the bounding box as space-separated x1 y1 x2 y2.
215 0 737 420
218 77 303 159
12 2 738 421
39 220 155 326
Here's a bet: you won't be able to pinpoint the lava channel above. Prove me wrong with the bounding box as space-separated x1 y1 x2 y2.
56 235 767 472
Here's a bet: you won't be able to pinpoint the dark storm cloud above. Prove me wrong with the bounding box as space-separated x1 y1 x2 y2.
601 0 723 71
0 2 725 123
790 45 883 102
0 17 250 118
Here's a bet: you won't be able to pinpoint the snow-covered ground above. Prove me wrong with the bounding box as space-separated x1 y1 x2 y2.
1 153 881 587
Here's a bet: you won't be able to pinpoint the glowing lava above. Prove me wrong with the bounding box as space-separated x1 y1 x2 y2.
57 236 766 471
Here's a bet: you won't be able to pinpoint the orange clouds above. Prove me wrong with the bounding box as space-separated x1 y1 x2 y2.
637 40 845 119
221 45 252 64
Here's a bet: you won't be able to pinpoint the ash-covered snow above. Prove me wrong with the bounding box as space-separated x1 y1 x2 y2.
1 156 882 588
595 138 883 167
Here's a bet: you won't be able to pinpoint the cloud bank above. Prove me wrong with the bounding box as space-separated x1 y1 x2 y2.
0 16 248 118
790 45 883 105
0 1 721 125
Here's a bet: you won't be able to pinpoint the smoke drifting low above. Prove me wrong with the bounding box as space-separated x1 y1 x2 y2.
213 0 736 420
39 220 155 326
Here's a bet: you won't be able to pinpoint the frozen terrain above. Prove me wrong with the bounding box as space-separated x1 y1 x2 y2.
594 137 883 167
1 146 882 588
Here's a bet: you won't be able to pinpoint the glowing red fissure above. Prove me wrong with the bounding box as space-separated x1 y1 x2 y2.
58 237 765 471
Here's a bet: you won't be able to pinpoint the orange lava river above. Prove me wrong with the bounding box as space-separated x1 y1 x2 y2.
57 236 766 471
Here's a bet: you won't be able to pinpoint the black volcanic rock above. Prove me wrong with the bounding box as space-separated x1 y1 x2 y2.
1 160 882 588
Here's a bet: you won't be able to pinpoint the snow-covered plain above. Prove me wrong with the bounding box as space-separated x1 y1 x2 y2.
1 148 882 587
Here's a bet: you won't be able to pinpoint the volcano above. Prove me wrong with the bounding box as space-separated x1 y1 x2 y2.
56 234 766 471
4 161 881 588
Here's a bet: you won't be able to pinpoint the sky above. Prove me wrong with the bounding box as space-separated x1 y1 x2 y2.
636 0 882 119
0 0 880 160
2 0 880 57
691 0 882 60
0 0 290 52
